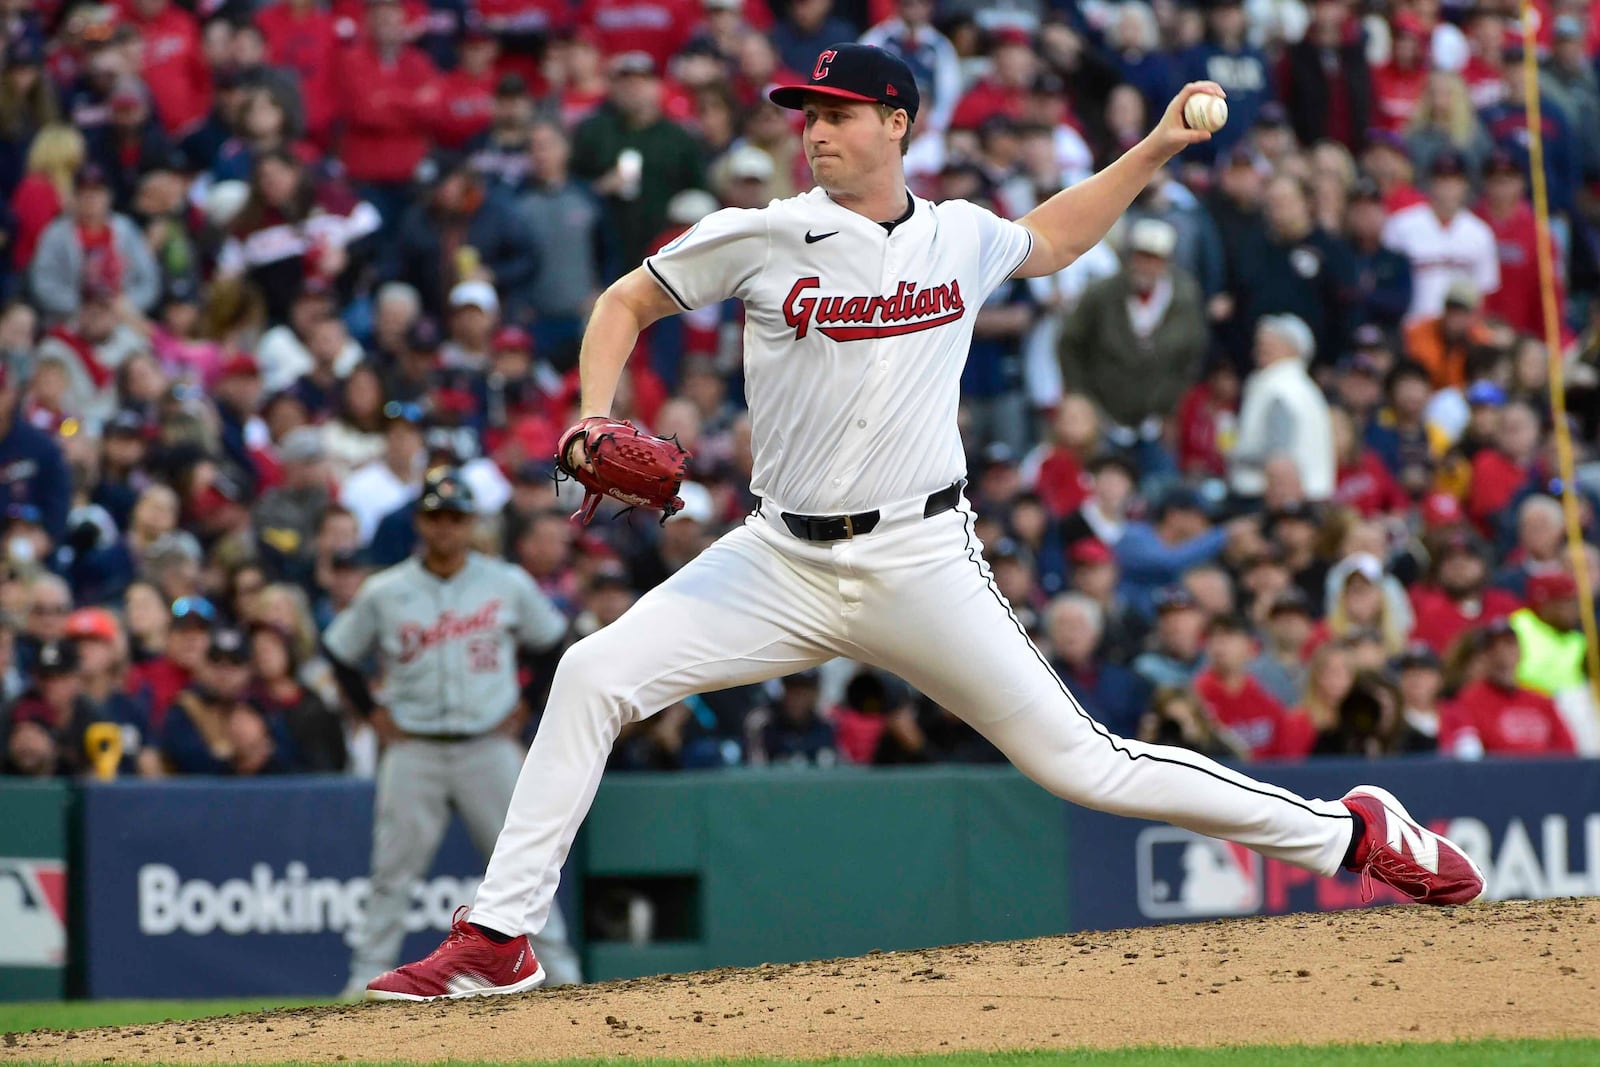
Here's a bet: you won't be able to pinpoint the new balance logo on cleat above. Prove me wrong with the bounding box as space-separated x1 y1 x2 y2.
1385 808 1440 875
1342 786 1484 906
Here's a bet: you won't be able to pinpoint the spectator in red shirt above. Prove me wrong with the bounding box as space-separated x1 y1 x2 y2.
125 595 214 732
121 0 211 137
329 0 432 41
1372 13 1429 133
1330 406 1408 517
1478 150 1563 338
10 125 84 273
543 29 611 129
1459 10 1509 111
1281 637 1356 758
258 0 342 142
1193 613 1302 760
1442 619 1576 756
950 28 1034 131
581 0 699 72
432 28 500 149
1173 359 1240 479
1019 393 1096 519
335 0 440 213
1409 531 1521 655
1466 397 1543 532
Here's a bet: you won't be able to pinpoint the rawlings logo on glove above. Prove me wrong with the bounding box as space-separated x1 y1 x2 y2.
556 416 690 525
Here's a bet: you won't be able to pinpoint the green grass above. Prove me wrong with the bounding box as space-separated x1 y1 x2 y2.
0 997 328 1033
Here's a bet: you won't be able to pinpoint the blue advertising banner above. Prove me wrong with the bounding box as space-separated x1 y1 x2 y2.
1068 757 1600 932
81 778 489 998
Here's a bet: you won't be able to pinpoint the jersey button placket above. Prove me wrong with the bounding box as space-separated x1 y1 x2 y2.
833 539 864 618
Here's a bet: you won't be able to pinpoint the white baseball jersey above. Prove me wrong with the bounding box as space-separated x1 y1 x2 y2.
323 553 567 734
644 187 1034 515
1381 202 1501 323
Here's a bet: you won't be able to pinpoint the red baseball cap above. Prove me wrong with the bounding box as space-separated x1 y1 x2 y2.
1421 492 1463 529
492 325 533 353
65 607 120 644
1528 570 1578 606
218 352 260 379
1392 12 1427 39
1068 539 1114 566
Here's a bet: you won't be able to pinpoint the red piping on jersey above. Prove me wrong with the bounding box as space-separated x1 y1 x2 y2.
818 311 965 340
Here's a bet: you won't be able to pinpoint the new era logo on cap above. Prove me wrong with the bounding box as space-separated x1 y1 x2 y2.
769 43 921 121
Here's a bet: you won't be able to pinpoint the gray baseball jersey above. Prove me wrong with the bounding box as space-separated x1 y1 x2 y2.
323 553 567 735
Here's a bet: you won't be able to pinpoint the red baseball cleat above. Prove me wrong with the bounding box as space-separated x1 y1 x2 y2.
366 907 546 1002
1342 785 1485 906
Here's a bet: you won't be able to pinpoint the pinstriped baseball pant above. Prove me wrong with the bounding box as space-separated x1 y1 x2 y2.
470 494 1356 938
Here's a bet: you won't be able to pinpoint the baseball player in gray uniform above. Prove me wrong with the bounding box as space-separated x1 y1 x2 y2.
324 468 582 994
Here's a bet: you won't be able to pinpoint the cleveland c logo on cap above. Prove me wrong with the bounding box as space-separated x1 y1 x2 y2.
813 50 836 80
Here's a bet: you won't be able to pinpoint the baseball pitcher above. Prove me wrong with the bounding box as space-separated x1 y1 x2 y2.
364 47 1483 1001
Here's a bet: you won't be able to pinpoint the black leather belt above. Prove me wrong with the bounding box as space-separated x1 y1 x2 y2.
781 482 964 542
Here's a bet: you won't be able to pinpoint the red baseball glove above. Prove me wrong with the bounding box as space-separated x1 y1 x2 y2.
556 416 690 524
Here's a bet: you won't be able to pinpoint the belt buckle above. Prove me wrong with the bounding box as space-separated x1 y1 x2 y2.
841 514 855 539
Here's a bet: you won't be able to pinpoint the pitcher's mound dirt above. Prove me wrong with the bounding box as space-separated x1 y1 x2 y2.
8 899 1599 1063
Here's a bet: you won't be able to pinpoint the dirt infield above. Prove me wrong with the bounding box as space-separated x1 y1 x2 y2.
6 899 1598 1063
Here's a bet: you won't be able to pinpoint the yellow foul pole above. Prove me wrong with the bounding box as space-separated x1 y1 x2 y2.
1518 6 1600 711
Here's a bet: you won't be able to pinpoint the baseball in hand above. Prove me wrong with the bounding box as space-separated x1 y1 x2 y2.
1183 92 1228 133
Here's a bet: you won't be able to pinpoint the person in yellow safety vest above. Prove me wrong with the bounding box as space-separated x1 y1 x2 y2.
1509 570 1587 696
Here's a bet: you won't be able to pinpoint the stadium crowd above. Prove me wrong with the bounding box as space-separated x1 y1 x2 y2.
0 0 1598 780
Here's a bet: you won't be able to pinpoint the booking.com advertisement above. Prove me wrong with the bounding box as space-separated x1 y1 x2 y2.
1070 758 1600 931
80 779 486 998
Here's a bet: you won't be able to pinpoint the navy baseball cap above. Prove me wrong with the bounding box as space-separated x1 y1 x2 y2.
36 639 79 675
418 468 475 514
1466 380 1507 407
769 44 920 122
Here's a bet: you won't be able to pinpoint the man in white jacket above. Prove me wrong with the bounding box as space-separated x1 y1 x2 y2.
1229 314 1334 502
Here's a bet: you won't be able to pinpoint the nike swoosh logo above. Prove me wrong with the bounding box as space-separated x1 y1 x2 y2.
805 231 838 244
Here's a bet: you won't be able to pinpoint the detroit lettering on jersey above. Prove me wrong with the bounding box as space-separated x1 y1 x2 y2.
782 277 965 341
397 600 501 664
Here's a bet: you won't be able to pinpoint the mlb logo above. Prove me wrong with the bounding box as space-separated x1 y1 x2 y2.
0 858 68 966
1135 827 1262 920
